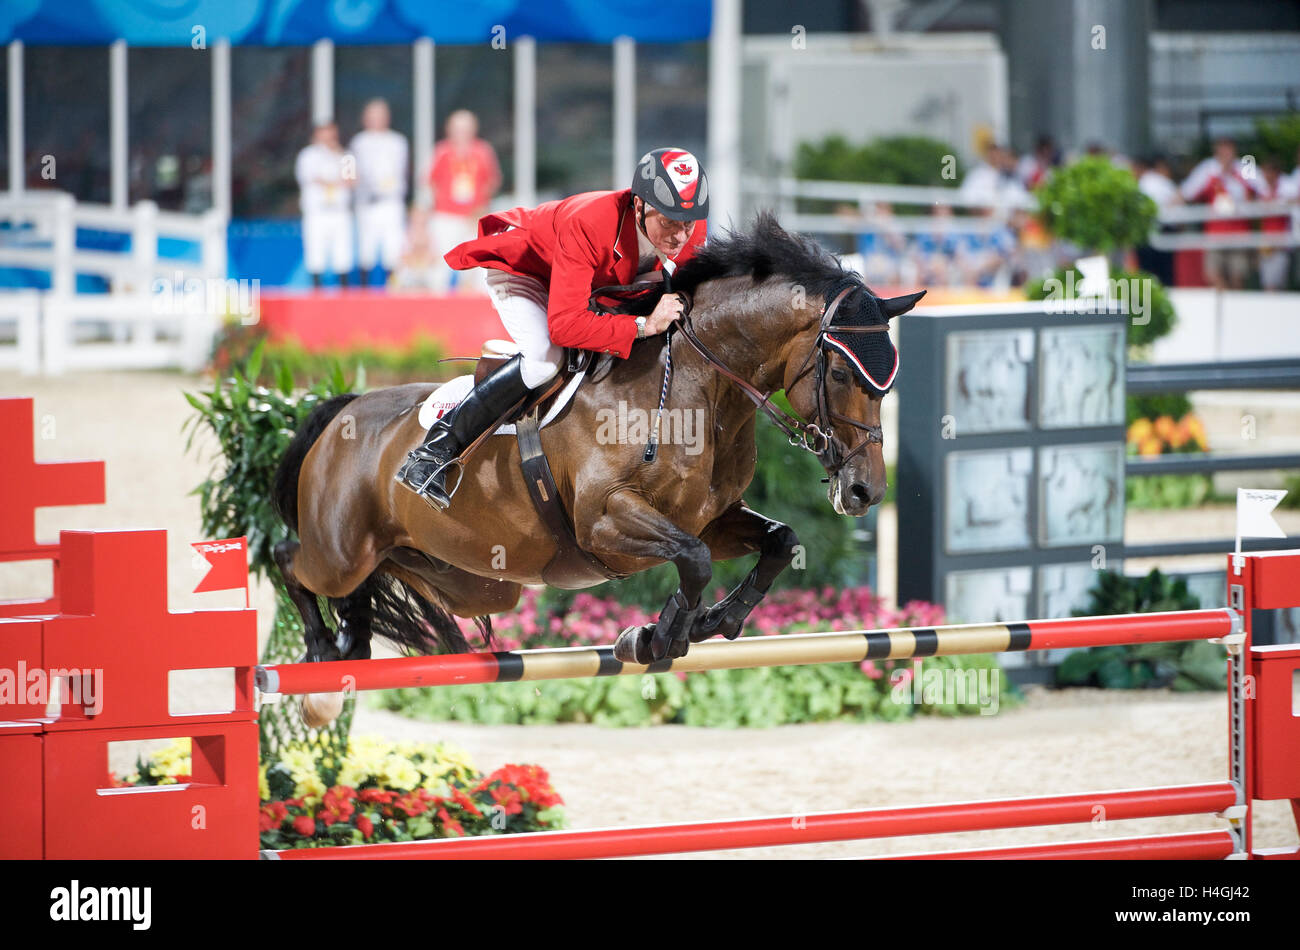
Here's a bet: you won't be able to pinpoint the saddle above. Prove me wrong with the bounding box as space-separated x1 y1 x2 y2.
460 341 627 589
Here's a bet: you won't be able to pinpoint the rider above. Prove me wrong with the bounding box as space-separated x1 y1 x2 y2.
397 147 710 509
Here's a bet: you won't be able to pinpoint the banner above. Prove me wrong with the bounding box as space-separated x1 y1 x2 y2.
2 0 711 46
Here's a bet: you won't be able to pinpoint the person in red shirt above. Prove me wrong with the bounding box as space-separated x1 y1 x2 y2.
1256 157 1297 291
428 110 502 293
1179 137 1261 290
397 147 709 510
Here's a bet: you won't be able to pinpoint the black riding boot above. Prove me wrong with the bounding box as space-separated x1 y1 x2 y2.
396 353 533 510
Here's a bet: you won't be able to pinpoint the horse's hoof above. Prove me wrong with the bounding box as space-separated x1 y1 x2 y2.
613 625 654 664
300 692 345 729
691 604 745 643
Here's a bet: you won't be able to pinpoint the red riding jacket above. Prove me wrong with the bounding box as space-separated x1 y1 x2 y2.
443 188 707 359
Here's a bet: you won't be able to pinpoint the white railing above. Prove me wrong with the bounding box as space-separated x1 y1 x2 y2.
40 293 217 374
0 290 40 373
0 190 227 374
743 175 1300 250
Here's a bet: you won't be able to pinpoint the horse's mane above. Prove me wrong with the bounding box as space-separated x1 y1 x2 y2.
672 210 856 300
596 211 865 317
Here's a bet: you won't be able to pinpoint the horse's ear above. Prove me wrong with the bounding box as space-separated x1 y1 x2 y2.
880 289 926 319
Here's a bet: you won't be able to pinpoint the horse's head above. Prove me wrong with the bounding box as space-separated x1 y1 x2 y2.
784 281 925 516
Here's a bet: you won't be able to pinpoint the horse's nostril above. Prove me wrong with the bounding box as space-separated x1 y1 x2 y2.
850 482 872 503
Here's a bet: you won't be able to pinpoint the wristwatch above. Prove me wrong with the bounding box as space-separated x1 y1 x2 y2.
634 316 647 340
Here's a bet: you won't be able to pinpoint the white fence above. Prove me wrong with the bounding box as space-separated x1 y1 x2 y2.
744 175 1300 250
0 191 227 374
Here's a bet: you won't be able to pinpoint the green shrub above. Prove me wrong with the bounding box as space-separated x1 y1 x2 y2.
796 134 963 187
374 652 1013 727
1240 113 1300 169
1281 474 1300 509
1034 155 1157 252
1127 393 1193 426
1125 474 1213 509
1024 266 1175 349
1057 569 1225 691
213 319 453 389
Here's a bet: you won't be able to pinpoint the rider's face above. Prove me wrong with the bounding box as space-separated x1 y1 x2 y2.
639 201 696 258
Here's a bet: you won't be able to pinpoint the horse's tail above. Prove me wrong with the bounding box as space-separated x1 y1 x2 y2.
330 570 495 656
272 393 359 534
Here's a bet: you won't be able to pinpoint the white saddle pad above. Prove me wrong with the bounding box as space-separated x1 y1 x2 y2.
417 366 587 434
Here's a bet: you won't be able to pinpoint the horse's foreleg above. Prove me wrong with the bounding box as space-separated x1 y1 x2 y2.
273 540 340 662
693 504 800 643
586 490 712 665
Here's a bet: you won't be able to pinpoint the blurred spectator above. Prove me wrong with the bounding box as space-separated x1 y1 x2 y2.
1256 157 1297 291
960 143 1030 211
349 99 410 288
1017 135 1059 190
1136 155 1180 208
295 120 355 289
1134 155 1180 284
856 203 909 286
428 109 501 294
1287 144 1300 195
390 208 441 290
910 204 961 287
1180 137 1259 290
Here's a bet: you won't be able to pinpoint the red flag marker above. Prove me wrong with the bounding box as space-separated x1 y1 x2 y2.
192 537 249 606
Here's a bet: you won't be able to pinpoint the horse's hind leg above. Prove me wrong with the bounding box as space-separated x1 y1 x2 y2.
274 539 341 662
331 588 374 661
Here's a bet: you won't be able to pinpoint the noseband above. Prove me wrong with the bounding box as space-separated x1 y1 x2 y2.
675 280 887 480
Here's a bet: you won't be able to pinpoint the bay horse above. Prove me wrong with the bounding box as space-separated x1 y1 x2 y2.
272 213 924 725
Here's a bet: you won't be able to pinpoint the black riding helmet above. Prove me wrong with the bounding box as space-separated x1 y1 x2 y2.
632 147 709 222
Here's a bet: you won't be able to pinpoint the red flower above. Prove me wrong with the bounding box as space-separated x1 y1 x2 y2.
490 785 524 816
437 808 465 837
259 811 275 832
451 788 483 817
292 814 316 836
359 789 394 805
357 815 374 839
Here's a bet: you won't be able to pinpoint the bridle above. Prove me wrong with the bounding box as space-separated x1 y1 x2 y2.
674 277 888 480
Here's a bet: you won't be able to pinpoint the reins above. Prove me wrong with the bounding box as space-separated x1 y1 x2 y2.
589 277 887 479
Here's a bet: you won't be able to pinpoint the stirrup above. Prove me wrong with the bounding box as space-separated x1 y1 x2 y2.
412 456 466 508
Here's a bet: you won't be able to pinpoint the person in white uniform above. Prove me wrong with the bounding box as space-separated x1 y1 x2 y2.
295 121 355 288
349 99 409 287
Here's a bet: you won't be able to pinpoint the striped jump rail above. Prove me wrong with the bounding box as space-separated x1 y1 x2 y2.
255 608 1239 695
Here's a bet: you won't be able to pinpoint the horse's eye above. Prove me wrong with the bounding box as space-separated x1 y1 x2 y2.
831 369 849 383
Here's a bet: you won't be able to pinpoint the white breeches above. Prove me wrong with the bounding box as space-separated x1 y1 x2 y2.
484 269 563 388
302 210 354 274
357 199 405 270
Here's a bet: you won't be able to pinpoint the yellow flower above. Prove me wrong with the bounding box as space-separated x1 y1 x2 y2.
421 776 452 797
379 754 421 791
1128 418 1153 444
258 764 270 801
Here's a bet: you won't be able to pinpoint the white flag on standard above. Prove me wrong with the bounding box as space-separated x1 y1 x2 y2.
1237 488 1288 540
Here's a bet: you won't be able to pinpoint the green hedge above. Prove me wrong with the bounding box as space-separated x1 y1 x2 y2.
375 652 1014 728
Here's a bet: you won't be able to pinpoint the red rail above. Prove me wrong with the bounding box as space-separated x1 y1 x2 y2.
875 830 1237 860
256 608 1236 696
266 782 1237 860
